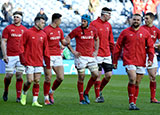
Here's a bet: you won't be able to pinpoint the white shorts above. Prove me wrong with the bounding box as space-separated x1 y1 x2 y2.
125 65 145 74
146 54 158 69
96 56 112 64
25 66 43 74
43 56 63 67
5 56 24 73
74 56 98 72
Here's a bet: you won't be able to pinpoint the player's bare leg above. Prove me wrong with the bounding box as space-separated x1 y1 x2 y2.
43 67 52 105
15 72 23 102
20 74 34 105
32 73 43 107
127 69 139 110
134 74 144 104
49 66 64 104
84 70 98 104
3 73 13 101
147 68 160 103
77 70 88 104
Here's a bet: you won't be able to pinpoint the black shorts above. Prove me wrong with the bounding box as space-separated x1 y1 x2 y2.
98 62 113 73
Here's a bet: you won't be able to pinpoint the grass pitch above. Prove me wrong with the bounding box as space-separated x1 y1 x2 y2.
0 74 160 115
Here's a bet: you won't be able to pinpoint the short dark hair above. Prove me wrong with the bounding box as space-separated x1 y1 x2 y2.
52 13 62 22
101 7 112 16
34 16 45 23
13 11 23 17
133 13 142 17
145 12 155 19
102 7 112 12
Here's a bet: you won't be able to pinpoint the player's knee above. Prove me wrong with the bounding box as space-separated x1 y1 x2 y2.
6 73 13 79
57 77 64 82
34 79 40 84
78 75 85 82
45 76 51 82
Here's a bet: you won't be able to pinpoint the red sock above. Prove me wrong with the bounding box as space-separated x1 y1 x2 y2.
23 82 31 92
43 81 50 96
84 77 96 95
94 81 101 98
150 81 156 100
134 85 139 104
4 78 11 92
77 81 84 101
128 83 135 103
16 78 23 98
52 79 62 91
100 78 109 91
32 84 39 96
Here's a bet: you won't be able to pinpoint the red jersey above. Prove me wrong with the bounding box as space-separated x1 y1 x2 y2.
21 26 50 68
68 26 98 57
43 25 64 56
2 24 27 56
142 25 160 44
90 17 114 57
113 26 154 67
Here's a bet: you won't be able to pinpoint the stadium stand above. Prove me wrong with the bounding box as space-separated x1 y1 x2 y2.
0 0 159 59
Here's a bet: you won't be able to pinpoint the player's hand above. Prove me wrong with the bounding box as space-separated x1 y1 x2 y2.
113 64 117 69
148 60 152 67
3 55 9 64
92 50 98 57
73 51 81 58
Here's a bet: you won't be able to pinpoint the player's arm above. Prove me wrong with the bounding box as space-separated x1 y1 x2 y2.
43 35 51 69
61 36 70 46
109 26 115 54
146 33 154 66
93 36 99 57
1 38 8 63
112 31 124 69
60 29 70 46
66 35 81 58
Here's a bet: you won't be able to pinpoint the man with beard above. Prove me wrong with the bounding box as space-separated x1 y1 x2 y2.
142 12 160 103
65 14 99 104
113 14 154 110
1 11 27 102
20 16 50 107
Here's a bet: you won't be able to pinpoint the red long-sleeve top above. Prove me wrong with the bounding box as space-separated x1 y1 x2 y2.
113 26 154 67
21 26 50 68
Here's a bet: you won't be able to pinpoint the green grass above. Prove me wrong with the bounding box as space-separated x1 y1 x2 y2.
0 74 160 115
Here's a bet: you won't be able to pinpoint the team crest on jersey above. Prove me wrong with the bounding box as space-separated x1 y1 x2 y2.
40 37 43 41
58 31 60 36
32 37 35 39
106 27 109 31
139 33 143 38
90 31 93 36
21 30 24 34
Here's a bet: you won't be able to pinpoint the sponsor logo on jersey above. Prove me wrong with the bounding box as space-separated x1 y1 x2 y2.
40 37 43 41
81 36 94 39
50 36 60 40
11 33 22 37
32 37 35 39
130 34 133 36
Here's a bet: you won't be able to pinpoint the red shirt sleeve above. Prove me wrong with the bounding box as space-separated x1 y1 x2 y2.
68 28 77 39
43 34 51 69
109 25 115 54
2 27 9 39
113 31 124 65
146 31 154 62
156 27 160 40
60 29 64 41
